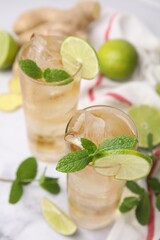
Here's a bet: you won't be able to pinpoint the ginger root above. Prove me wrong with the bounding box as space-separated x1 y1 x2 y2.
13 1 100 45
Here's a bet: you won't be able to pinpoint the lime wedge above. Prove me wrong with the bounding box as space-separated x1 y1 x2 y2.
41 197 77 236
60 36 99 79
0 31 19 69
128 105 160 148
93 149 152 180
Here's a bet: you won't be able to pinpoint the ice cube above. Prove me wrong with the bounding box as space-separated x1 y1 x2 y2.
26 34 63 70
65 111 106 147
84 112 106 145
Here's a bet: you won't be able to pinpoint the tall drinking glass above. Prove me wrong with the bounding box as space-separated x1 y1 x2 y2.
18 35 82 162
65 105 138 230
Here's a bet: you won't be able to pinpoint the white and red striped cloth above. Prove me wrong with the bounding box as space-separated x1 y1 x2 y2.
79 9 160 240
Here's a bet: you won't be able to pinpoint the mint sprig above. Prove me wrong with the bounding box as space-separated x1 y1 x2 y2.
19 59 43 79
19 59 73 85
16 157 37 184
97 135 138 153
119 196 139 213
120 133 160 226
148 177 160 211
126 181 145 195
0 157 60 204
40 177 60 194
81 138 97 154
56 150 92 173
43 68 72 84
135 193 150 225
56 135 138 173
9 179 23 204
119 181 150 225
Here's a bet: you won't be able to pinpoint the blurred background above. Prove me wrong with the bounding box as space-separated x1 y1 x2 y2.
0 0 160 37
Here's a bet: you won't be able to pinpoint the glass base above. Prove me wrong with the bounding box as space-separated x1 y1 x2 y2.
68 203 119 230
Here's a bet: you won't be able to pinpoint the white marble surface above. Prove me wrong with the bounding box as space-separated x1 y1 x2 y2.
0 0 160 240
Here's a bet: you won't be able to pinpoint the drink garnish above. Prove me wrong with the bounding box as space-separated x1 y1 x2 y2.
19 59 73 85
60 36 99 79
19 36 99 83
56 135 152 181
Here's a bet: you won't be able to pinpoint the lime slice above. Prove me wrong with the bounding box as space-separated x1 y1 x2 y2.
93 149 152 180
128 105 160 148
60 36 99 79
0 31 19 69
41 197 77 236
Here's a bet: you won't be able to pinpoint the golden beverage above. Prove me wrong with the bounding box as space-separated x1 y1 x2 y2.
18 35 81 162
65 105 138 229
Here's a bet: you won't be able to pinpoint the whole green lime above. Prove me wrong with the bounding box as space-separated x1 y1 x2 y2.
98 39 138 81
0 31 19 70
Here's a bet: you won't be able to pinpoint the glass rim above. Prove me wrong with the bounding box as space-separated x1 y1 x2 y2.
18 34 82 86
65 104 138 138
65 104 139 171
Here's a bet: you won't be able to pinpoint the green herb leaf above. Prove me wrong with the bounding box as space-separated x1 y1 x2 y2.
81 138 97 154
126 181 145 195
147 133 154 153
9 179 23 204
148 177 160 192
43 68 73 84
16 157 37 184
119 196 139 213
98 135 138 153
56 150 91 173
135 193 150 225
40 177 60 194
156 193 160 211
19 59 43 79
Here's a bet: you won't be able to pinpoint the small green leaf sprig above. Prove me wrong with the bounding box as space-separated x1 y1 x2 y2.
119 181 150 225
0 157 60 204
119 133 160 225
56 135 138 173
19 59 73 85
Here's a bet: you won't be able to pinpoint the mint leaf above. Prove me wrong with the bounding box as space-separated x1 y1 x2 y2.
135 193 150 225
81 138 97 154
126 181 145 195
156 193 160 211
40 177 60 194
9 179 23 204
43 69 73 84
19 59 43 79
119 196 139 213
148 177 160 192
98 135 138 153
56 150 91 173
16 157 37 183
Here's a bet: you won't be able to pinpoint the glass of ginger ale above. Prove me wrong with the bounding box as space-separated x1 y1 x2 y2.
65 105 138 229
18 35 82 162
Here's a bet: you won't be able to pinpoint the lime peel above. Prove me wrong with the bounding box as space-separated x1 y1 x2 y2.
93 149 152 180
41 197 77 236
0 31 19 69
60 36 99 80
98 39 138 81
